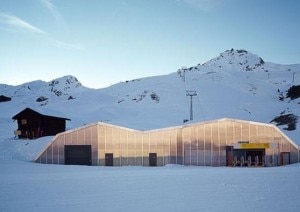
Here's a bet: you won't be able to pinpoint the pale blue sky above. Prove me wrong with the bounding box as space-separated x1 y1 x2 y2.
0 0 299 88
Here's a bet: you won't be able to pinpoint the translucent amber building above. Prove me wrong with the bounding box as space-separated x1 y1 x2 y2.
34 118 300 167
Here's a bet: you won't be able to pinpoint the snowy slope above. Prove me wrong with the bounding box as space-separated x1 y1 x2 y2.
0 49 299 148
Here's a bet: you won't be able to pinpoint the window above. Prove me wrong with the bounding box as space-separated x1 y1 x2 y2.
21 119 27 125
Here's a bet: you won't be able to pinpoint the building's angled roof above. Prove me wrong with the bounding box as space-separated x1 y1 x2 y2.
12 107 71 121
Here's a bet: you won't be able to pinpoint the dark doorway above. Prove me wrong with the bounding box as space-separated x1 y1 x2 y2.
149 153 157 166
105 153 114 166
65 145 91 166
281 152 290 165
226 146 234 166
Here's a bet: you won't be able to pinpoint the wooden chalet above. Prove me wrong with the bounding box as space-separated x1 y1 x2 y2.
12 108 70 139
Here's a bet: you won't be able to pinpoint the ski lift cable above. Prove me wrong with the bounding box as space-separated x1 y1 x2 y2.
195 91 205 120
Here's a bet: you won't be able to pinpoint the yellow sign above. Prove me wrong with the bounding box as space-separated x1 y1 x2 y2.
240 143 270 149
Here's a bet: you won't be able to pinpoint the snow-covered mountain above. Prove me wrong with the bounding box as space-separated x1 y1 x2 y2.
0 75 85 100
1 49 300 212
1 49 299 145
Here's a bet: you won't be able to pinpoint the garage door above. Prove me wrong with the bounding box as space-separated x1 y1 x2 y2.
65 145 92 166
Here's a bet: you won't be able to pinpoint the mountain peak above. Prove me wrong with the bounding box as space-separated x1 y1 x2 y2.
220 48 264 64
49 75 81 87
202 48 265 71
178 49 266 73
48 75 83 97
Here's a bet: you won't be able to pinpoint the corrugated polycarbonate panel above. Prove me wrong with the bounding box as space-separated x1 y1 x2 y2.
226 121 234 145
204 124 212 166
163 131 170 165
183 127 191 166
281 138 290 152
241 122 250 142
105 127 113 153
85 126 92 142
72 130 78 145
219 121 227 166
249 124 258 142
58 135 65 164
170 129 177 164
291 150 299 163
157 130 167 166
135 133 143 166
142 133 149 166
64 133 72 145
112 128 121 166
257 125 266 142
46 145 53 164
197 125 205 166
265 126 273 141
156 131 163 166
149 132 157 155
98 125 105 166
40 150 46 164
211 122 219 166
234 121 242 142
78 128 84 145
190 126 198 166
176 128 183 165
90 125 98 166
52 138 59 164
127 131 135 165
118 129 125 166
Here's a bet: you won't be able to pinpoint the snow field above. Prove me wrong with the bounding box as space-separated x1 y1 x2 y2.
1 159 300 212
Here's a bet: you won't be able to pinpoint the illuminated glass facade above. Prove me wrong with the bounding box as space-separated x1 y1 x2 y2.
35 118 300 167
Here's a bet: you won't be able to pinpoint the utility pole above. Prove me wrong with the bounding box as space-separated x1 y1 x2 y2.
292 72 295 84
186 91 197 121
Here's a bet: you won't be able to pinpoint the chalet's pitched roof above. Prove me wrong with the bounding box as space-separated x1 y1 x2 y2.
12 107 71 121
0 95 11 102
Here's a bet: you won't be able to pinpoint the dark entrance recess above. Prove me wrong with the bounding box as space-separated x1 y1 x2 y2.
149 153 157 166
105 153 114 166
245 150 265 166
226 146 265 167
65 145 92 166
